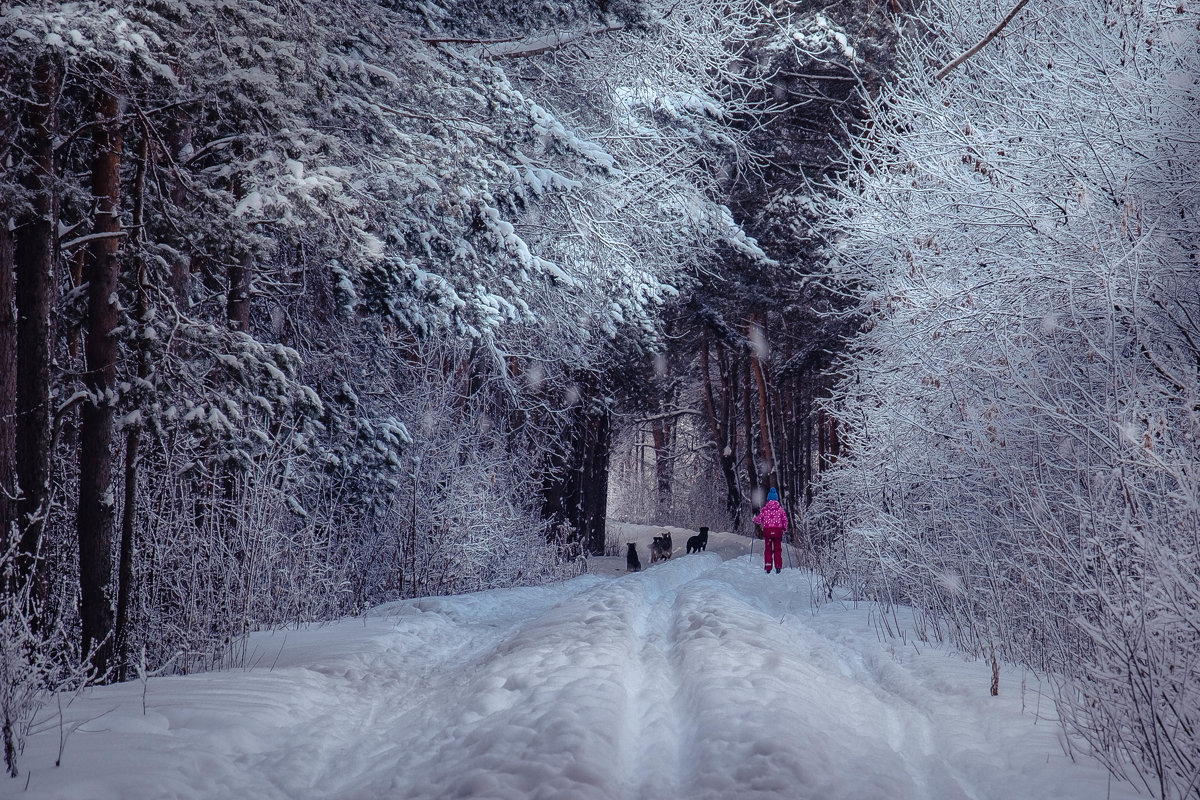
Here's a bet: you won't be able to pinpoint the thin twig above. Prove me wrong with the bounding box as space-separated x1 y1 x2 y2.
934 0 1031 81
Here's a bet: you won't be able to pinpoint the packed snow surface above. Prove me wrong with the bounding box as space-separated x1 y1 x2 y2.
5 528 1134 800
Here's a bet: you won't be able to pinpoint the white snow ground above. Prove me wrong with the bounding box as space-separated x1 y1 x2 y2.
4 527 1136 800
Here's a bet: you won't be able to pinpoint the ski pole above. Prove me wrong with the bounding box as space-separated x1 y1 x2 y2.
784 532 794 569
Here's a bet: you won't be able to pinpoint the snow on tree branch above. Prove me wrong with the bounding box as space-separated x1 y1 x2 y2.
460 23 626 60
934 0 1031 81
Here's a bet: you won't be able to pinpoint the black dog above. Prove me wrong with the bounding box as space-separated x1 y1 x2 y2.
687 526 709 554
626 542 641 572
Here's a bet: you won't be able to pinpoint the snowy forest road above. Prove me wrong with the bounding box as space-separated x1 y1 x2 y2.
5 553 1135 800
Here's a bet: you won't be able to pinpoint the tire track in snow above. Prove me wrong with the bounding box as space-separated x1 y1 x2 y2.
360 573 677 800
361 556 712 800
619 570 688 800
666 557 985 800
245 580 605 799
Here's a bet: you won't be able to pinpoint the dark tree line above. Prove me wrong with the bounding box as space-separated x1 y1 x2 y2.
607 0 903 541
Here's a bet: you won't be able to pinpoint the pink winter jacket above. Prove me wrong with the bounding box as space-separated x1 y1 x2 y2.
754 500 788 535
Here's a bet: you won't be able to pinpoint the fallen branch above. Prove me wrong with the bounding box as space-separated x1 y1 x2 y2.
422 34 524 46
934 0 1031 81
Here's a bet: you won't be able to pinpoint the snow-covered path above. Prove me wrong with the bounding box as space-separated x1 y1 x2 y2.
5 550 1134 800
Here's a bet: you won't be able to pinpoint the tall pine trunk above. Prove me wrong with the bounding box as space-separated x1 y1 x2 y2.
749 313 775 491
740 355 758 506
540 379 611 557
77 88 123 677
227 251 252 331
164 118 193 306
0 204 15 564
115 123 150 681
227 174 253 332
700 338 742 528
0 63 16 567
12 56 59 608
803 377 818 505
579 405 610 556
651 417 672 516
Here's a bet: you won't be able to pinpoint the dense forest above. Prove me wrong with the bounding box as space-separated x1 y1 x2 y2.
0 0 891 772
1 0 1197 796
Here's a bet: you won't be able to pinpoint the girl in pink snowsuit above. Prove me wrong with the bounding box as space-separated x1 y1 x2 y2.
754 487 788 573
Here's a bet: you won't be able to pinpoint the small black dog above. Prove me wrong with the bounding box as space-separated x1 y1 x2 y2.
686 526 709 554
626 542 641 572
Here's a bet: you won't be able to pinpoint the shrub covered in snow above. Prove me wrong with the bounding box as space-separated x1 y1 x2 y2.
814 2 1200 796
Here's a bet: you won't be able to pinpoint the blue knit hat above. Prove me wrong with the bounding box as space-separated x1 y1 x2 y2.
767 487 778 502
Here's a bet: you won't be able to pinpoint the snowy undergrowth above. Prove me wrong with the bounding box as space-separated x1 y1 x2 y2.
816 2 1200 795
3 554 1136 800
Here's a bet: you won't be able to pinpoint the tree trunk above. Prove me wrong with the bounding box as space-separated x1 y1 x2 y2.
0 62 12 560
578 405 610 556
77 88 123 677
0 75 15 770
540 381 611 557
774 376 790 509
0 205 15 562
115 407 140 681
228 252 252 331
700 338 742 528
651 417 672 516
724 349 742 528
164 118 193 307
0 57 15 561
784 378 797 511
115 123 150 681
828 413 840 463
802 387 813 505
749 313 775 491
817 407 827 474
12 56 59 606
741 354 759 505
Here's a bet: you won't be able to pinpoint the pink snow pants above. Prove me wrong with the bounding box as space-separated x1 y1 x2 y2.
763 532 783 571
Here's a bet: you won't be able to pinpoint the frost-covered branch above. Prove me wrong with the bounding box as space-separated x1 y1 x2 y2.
934 0 1032 81
464 23 625 60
